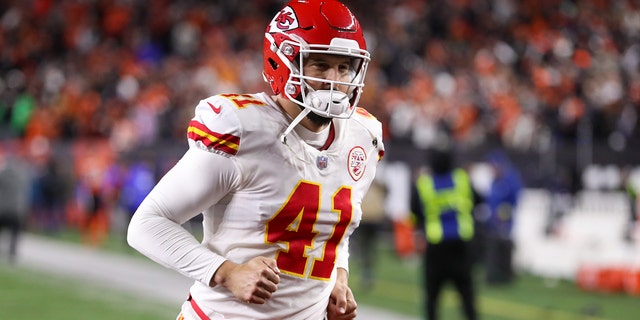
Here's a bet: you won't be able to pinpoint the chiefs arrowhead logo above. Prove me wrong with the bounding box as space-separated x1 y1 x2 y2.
347 146 367 181
268 6 299 33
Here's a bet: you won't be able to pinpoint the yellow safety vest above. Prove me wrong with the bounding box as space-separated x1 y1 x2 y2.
416 168 474 243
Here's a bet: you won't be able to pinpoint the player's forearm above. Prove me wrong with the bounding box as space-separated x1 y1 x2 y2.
336 267 349 284
127 199 226 285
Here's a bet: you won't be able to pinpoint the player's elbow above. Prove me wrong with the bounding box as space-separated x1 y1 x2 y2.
126 211 145 251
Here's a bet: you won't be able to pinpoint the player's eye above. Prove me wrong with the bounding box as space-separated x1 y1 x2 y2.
338 63 351 74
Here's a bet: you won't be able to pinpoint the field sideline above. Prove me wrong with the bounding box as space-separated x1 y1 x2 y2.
4 233 417 320
0 265 175 320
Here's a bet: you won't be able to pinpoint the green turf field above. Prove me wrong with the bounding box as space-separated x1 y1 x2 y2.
0 265 176 320
14 229 640 320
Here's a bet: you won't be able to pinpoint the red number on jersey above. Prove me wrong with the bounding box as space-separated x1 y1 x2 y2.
220 94 267 109
266 181 353 280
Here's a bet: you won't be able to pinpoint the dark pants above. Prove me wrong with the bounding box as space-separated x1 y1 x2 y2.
484 235 514 284
424 240 477 320
352 221 381 289
0 213 22 261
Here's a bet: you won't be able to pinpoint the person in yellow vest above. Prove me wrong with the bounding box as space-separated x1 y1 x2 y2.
410 146 478 320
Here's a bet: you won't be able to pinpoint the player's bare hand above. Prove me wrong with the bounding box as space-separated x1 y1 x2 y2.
213 257 280 304
326 270 357 319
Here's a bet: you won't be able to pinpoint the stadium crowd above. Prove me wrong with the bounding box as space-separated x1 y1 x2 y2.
1 0 640 242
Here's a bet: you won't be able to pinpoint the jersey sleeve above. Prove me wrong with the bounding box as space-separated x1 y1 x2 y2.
127 147 240 285
187 96 243 157
128 100 243 286
335 237 350 271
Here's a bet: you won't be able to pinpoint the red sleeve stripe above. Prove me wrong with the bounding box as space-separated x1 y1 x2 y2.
187 120 240 155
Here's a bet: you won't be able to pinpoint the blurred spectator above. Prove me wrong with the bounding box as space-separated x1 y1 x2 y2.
67 141 115 247
382 161 415 259
621 166 639 242
31 156 72 234
117 154 156 224
0 145 32 262
1 0 639 153
352 173 388 290
545 162 581 237
75 175 107 247
483 149 523 285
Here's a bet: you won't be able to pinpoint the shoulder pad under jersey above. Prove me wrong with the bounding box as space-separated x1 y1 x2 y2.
187 94 268 157
352 107 385 160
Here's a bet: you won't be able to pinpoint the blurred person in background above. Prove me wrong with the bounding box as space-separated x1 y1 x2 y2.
483 149 523 285
64 141 117 247
78 173 107 247
621 166 639 242
411 144 478 320
118 154 156 224
352 171 388 290
31 156 71 234
126 1 384 319
0 145 32 263
545 163 580 238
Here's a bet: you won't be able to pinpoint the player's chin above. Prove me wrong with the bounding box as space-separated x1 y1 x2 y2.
306 111 332 126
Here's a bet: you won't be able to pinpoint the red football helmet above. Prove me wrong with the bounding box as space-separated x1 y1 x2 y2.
263 0 370 121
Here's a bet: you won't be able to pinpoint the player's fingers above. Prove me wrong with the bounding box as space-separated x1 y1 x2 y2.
335 296 348 314
345 298 358 314
258 273 278 293
332 309 357 320
327 298 357 320
248 286 275 304
261 267 280 285
248 295 265 304
347 297 357 308
336 292 357 315
261 257 280 274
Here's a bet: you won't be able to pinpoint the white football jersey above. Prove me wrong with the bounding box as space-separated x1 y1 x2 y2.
130 92 384 320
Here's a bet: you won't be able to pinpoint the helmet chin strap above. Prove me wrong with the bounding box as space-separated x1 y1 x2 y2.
279 107 312 143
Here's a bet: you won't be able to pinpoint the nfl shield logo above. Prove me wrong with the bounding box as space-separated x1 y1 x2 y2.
317 155 328 170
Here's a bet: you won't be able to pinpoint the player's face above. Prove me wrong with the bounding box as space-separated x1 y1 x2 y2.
303 53 355 94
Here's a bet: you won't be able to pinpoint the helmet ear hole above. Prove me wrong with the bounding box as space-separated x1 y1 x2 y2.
268 58 279 71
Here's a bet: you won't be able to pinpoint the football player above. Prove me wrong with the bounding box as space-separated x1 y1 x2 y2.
127 1 384 319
